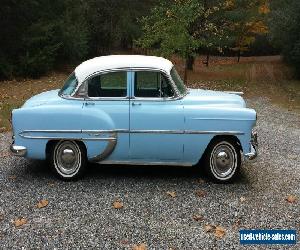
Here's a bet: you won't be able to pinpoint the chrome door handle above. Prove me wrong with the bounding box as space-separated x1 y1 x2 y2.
132 102 142 106
84 102 95 106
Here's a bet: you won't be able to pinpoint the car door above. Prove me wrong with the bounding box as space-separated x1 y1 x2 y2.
82 70 130 161
129 70 184 162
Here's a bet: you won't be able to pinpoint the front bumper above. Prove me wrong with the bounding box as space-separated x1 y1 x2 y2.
10 144 27 157
244 131 258 161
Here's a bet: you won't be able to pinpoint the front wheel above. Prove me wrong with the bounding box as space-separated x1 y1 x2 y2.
203 138 241 183
50 140 87 181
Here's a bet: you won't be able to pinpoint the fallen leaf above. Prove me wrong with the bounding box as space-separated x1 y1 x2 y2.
193 214 204 221
204 224 216 233
240 197 246 202
37 199 49 209
132 243 147 250
166 191 176 198
0 127 6 133
8 175 17 180
286 195 297 203
113 200 123 209
233 218 241 229
215 226 226 239
120 239 130 245
48 182 55 187
14 217 27 228
195 190 207 198
197 179 205 184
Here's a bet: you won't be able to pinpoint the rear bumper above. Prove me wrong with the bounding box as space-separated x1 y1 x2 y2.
10 144 27 157
244 131 258 161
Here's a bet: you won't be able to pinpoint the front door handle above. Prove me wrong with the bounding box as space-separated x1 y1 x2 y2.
84 102 95 106
132 102 142 106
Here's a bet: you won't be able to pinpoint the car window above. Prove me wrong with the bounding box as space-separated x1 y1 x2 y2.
60 72 78 96
87 71 127 97
170 67 186 95
134 71 174 98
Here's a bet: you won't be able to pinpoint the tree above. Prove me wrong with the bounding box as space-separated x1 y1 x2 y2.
137 0 222 82
0 0 89 79
222 0 269 62
269 0 300 76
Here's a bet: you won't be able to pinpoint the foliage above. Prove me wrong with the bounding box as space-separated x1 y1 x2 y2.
0 0 297 79
137 0 270 71
137 0 225 79
269 0 300 75
0 0 89 78
217 0 269 59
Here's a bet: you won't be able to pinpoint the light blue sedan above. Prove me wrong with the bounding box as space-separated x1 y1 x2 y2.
10 55 257 182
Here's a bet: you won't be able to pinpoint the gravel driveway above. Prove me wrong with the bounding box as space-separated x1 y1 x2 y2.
0 97 299 249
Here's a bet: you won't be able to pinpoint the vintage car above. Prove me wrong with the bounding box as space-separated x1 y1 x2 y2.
10 55 257 182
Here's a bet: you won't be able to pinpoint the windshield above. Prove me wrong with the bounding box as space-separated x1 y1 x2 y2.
170 67 187 95
59 72 78 96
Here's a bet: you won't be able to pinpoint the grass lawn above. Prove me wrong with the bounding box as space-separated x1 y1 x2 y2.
0 55 299 131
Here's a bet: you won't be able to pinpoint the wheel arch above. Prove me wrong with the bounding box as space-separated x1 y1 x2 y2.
45 139 87 160
199 134 242 164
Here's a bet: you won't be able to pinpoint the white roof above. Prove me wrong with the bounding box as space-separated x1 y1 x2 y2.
75 55 174 83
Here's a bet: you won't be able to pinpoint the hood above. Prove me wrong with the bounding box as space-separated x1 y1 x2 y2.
22 89 62 108
183 88 246 108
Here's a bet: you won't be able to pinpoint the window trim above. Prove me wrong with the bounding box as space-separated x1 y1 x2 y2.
85 70 129 99
66 67 185 101
132 70 176 100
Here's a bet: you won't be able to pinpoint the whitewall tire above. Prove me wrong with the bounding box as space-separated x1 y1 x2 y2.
203 138 241 183
50 140 87 180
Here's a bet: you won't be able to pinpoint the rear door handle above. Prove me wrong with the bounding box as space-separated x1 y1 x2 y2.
132 102 142 106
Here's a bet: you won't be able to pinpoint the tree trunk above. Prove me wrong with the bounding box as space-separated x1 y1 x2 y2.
237 50 241 63
206 53 210 67
184 59 188 84
203 52 210 67
186 56 194 70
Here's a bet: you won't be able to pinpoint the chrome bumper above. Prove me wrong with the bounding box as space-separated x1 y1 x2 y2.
10 144 27 157
244 131 258 161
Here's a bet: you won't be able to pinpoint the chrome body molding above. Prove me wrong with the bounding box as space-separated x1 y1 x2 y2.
90 132 118 162
99 160 193 166
224 91 244 96
19 135 116 141
19 129 245 137
10 145 27 157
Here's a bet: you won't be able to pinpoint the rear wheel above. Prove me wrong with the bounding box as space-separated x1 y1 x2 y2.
50 140 87 180
203 138 241 183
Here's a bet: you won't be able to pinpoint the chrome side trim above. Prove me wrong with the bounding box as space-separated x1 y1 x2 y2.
224 91 244 96
10 145 27 157
90 132 118 162
184 130 244 135
19 129 245 136
99 160 193 166
190 118 255 121
19 135 115 141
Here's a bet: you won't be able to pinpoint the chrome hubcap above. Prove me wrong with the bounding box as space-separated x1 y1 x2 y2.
61 149 76 164
54 141 81 176
210 142 237 179
216 151 230 169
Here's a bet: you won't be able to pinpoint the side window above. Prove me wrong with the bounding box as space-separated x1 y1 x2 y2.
134 71 174 98
87 71 127 97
